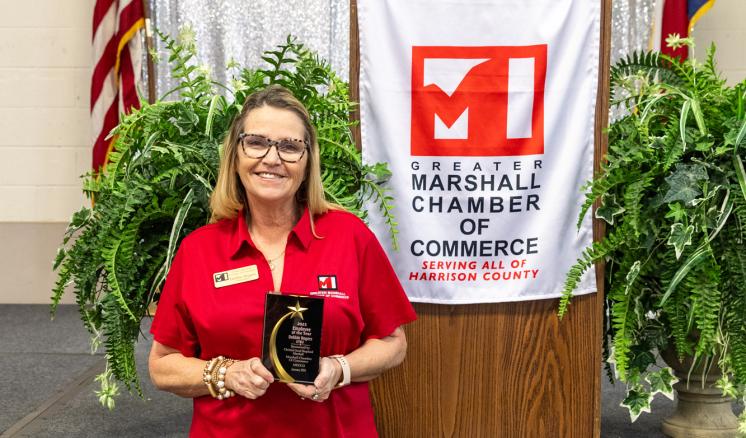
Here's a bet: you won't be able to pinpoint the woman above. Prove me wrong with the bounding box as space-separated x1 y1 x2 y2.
148 84 416 437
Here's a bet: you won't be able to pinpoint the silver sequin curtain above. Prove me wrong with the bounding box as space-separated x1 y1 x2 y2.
611 0 658 120
150 0 349 98
611 0 657 64
148 0 655 99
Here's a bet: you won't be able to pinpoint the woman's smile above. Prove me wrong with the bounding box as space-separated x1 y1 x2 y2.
254 171 285 179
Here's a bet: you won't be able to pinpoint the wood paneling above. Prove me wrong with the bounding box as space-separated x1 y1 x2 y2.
371 296 601 437
353 0 613 436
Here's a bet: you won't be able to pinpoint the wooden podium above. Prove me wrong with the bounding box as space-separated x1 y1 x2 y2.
370 296 605 437
350 1 612 436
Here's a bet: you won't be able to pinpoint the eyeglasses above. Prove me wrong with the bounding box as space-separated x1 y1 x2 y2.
238 133 309 163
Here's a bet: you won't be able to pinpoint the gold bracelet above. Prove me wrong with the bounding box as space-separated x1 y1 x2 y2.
203 356 237 400
202 357 219 398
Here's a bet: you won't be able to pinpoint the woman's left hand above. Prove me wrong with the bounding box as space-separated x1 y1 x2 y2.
286 356 342 402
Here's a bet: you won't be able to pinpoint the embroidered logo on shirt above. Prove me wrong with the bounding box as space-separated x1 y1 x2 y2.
310 290 349 300
317 275 337 291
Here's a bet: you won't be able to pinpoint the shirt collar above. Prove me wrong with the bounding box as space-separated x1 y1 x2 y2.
230 207 313 258
290 207 314 250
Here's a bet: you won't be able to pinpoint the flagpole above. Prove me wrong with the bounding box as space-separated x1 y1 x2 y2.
142 0 156 104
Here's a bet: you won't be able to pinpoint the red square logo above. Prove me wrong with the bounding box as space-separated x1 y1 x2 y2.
411 45 547 156
318 275 337 291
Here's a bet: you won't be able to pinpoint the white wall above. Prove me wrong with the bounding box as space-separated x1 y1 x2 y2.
691 0 746 85
0 0 92 303
0 0 91 223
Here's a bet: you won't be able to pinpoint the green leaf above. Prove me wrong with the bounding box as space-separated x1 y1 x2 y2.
639 91 668 123
52 247 66 271
690 184 721 206
646 368 678 400
680 99 691 150
165 188 194 270
714 144 731 155
621 386 653 422
733 117 746 152
626 260 641 283
668 223 694 259
595 194 626 225
204 94 220 138
660 242 712 305
663 163 708 204
707 190 732 242
624 260 642 296
69 208 92 229
95 370 120 410
690 98 707 135
192 174 214 192
715 375 738 399
735 155 746 202
168 116 191 136
102 239 139 323
665 203 687 222
629 349 657 373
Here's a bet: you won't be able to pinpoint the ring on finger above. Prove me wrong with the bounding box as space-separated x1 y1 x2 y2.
311 392 320 401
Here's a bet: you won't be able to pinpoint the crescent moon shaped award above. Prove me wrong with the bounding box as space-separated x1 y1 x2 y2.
261 293 324 384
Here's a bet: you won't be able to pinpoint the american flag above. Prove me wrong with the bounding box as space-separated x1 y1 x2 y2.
91 0 145 171
651 0 715 60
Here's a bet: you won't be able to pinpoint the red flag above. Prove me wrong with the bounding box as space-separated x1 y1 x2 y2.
91 0 145 171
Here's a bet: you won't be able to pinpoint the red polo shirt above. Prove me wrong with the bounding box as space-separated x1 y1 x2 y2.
150 208 417 438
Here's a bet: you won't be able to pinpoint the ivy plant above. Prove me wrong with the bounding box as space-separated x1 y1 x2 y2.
51 30 396 408
560 36 746 427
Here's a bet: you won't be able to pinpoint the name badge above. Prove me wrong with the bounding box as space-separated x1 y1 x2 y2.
213 265 259 288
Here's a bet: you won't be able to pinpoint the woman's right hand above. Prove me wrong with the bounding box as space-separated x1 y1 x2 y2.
224 357 274 399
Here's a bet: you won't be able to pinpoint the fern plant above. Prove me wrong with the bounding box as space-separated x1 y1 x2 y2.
560 37 746 426
51 30 397 408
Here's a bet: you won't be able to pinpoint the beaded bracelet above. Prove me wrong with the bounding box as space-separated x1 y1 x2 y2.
202 356 236 400
212 356 236 400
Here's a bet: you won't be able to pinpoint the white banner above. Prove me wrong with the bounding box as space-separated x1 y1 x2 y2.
360 0 599 304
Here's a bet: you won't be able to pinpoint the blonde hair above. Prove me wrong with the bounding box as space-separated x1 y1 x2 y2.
210 85 340 234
